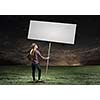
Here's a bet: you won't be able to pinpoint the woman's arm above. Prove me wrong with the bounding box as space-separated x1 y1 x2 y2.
36 50 49 60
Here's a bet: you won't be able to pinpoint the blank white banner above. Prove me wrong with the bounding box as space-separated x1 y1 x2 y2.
28 20 77 44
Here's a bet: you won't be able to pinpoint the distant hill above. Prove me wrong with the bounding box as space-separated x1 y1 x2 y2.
0 36 100 66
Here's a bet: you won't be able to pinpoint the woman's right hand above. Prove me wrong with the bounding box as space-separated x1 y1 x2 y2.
46 57 50 60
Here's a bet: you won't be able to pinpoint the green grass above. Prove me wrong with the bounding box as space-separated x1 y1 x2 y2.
1 65 100 85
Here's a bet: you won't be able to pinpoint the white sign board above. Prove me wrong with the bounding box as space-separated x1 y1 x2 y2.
28 20 77 44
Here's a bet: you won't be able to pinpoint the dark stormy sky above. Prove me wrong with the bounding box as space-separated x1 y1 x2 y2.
0 15 100 48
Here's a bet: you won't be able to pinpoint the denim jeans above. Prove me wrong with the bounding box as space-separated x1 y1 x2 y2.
31 63 41 80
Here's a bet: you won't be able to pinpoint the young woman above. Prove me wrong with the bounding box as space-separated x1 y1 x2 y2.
29 43 49 82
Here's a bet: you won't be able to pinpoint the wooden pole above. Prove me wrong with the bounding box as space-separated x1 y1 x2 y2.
45 42 51 80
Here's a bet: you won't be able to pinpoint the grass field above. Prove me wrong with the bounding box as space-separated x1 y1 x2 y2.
0 65 100 85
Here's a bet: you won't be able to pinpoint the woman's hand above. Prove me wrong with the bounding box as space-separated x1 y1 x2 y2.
46 57 50 60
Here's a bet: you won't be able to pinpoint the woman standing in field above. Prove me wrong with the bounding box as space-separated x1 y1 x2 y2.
28 43 49 82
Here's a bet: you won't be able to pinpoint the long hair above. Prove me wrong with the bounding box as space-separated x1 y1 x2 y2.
27 43 37 61
30 43 37 56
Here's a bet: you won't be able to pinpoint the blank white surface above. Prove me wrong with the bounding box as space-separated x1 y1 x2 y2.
0 85 100 100
28 20 77 44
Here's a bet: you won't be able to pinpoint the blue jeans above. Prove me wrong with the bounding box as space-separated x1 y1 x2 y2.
32 63 41 80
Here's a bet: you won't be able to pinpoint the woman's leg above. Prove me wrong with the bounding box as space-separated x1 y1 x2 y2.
32 63 36 81
37 64 41 80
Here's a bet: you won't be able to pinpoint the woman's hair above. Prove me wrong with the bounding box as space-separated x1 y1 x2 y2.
30 43 37 56
31 43 37 49
27 43 37 61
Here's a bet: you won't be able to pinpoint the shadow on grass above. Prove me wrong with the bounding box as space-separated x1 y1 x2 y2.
27 81 34 83
27 80 46 84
